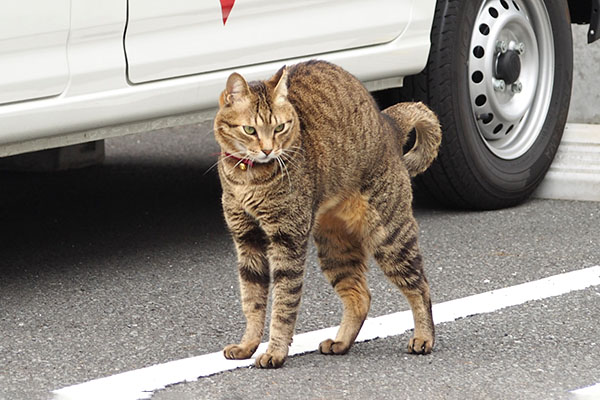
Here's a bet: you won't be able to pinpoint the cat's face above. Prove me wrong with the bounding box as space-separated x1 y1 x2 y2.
214 67 299 165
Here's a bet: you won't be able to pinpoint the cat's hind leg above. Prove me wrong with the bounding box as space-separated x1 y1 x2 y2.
314 195 371 355
373 215 434 355
362 171 435 355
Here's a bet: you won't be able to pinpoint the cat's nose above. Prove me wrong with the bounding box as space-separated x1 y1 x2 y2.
262 149 272 156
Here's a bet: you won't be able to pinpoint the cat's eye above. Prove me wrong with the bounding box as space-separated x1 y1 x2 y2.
274 124 285 133
243 125 256 135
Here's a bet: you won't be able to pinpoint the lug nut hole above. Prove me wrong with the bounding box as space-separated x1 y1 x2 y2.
473 46 485 58
475 95 487 106
479 23 490 36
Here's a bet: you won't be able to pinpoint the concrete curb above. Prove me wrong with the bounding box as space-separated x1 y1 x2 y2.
534 123 600 202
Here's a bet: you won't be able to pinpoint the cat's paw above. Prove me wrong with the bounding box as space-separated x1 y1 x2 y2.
318 339 350 355
223 343 257 360
407 335 433 355
255 352 286 368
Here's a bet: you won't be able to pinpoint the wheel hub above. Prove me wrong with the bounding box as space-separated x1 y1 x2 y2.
496 50 521 84
468 0 554 159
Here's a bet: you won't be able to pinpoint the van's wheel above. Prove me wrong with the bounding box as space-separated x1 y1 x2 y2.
403 0 573 209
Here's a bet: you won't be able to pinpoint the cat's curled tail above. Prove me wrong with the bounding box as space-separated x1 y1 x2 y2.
382 102 442 177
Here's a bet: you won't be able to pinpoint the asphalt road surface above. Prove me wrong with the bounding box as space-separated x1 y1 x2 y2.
1 122 599 400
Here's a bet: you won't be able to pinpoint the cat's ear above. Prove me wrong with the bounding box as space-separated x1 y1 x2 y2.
269 66 288 105
221 73 250 107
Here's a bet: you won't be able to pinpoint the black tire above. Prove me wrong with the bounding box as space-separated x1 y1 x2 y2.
402 0 573 210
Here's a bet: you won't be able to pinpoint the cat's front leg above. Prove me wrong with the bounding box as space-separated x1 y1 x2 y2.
255 227 309 369
222 198 270 360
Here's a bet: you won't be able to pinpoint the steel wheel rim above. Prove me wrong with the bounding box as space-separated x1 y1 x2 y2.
468 0 555 160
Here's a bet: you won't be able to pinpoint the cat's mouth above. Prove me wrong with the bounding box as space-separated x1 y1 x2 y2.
224 152 276 170
254 153 276 164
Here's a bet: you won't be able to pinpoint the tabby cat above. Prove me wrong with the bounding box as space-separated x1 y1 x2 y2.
213 60 441 368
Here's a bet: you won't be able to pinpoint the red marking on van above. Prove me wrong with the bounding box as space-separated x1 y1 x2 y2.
220 0 236 25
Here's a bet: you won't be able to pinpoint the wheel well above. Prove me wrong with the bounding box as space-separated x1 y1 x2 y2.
569 0 592 24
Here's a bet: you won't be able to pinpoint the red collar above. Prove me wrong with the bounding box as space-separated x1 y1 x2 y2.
224 153 254 168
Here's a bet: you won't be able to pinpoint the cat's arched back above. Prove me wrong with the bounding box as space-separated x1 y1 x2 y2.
214 60 441 368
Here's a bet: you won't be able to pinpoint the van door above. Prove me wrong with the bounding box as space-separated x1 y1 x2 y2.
0 0 71 104
125 0 411 83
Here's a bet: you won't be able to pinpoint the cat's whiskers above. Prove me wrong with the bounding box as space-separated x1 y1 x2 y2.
280 154 299 168
246 155 255 172
286 146 306 160
275 156 284 180
281 153 304 169
203 150 247 175
204 159 222 176
276 155 293 191
275 156 286 182
280 151 302 170
282 150 304 160
219 151 251 174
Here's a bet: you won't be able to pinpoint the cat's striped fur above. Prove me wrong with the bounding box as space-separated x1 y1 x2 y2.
214 60 441 368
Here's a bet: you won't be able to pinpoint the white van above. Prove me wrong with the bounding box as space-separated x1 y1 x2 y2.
1 0 597 209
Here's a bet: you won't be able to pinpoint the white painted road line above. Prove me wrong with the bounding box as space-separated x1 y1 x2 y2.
53 265 600 400
571 383 600 399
